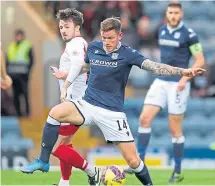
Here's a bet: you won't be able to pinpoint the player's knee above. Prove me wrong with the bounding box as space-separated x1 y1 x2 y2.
49 105 64 121
127 157 140 169
139 114 152 128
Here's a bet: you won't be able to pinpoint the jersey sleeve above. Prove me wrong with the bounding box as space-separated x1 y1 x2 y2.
84 42 94 64
128 49 147 68
67 39 86 64
187 28 203 55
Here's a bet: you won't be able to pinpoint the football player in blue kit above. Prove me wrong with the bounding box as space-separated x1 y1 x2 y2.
21 15 205 186
125 2 205 184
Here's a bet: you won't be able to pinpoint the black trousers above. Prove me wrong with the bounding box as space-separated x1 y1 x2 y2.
11 74 30 116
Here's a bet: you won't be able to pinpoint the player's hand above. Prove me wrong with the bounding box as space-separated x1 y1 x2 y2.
50 66 67 80
60 87 67 103
1 75 12 89
177 78 187 92
182 68 206 78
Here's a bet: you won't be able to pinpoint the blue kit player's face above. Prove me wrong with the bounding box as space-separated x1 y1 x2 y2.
166 6 183 28
101 29 123 52
59 19 78 42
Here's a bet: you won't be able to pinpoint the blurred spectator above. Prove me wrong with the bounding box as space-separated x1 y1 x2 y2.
119 1 144 26
45 1 60 20
6 29 34 116
121 14 139 49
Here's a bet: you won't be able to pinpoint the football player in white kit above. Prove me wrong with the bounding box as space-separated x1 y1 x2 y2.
22 8 100 186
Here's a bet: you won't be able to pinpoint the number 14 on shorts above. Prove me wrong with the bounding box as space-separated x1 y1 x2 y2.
116 120 130 136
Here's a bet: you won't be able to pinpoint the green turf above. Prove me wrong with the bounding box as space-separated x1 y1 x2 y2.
1 169 215 185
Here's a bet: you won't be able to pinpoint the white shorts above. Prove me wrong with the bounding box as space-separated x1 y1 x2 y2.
58 79 87 101
71 100 134 142
144 79 190 115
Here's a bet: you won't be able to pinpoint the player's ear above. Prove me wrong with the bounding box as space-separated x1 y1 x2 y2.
75 25 80 32
119 32 123 40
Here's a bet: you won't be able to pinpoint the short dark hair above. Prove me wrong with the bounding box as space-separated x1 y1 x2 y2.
15 29 25 36
56 8 84 26
168 2 182 9
100 17 121 32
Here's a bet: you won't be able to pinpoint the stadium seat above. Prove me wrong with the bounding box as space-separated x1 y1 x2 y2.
204 98 215 117
124 98 144 117
150 134 171 149
185 134 214 147
186 98 205 117
127 117 139 137
1 117 21 138
184 115 210 137
1 133 34 150
151 118 169 137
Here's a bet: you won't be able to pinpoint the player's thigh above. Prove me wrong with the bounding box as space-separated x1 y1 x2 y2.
168 82 190 115
168 114 184 137
115 141 140 168
139 105 161 127
52 134 73 152
144 79 168 110
49 102 84 125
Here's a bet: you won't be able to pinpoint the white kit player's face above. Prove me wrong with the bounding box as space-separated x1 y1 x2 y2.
166 7 183 28
101 29 123 52
59 20 76 42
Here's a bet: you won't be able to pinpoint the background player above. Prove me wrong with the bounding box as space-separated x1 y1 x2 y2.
125 2 205 183
22 17 205 186
22 8 98 186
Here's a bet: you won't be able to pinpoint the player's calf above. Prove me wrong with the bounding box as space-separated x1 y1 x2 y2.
53 145 101 186
116 142 153 185
21 103 83 174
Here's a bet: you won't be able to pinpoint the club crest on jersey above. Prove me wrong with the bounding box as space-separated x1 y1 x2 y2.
161 30 166 36
111 53 119 60
72 50 79 56
174 32 181 39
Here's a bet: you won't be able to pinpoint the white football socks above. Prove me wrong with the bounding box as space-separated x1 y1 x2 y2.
59 177 69 186
84 163 96 177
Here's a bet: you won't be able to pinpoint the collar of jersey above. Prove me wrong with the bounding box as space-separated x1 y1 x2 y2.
104 42 122 54
167 21 184 34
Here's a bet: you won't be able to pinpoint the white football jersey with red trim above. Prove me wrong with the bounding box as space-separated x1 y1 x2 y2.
59 37 88 100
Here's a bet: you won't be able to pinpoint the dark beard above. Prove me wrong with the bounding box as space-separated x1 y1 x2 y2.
167 19 181 28
64 38 72 43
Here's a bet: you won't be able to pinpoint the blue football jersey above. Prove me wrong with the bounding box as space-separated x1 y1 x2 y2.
84 41 147 112
158 21 200 82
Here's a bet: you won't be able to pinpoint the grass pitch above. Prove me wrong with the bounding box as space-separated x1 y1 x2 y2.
1 169 215 185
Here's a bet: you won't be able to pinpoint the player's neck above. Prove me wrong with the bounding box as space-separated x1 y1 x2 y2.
167 21 183 33
74 31 82 38
104 41 121 54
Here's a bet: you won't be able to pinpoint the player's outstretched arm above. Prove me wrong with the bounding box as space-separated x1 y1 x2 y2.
142 59 205 77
